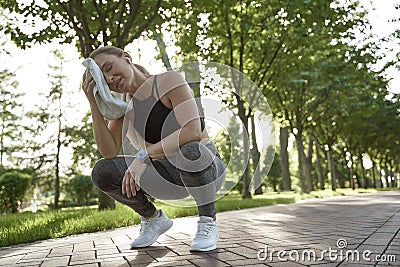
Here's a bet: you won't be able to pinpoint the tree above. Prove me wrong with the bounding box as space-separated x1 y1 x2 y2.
0 69 24 167
67 174 97 206
65 112 99 173
21 50 69 209
266 0 371 193
168 0 282 198
168 0 371 195
47 50 68 209
0 170 31 213
263 151 281 192
1 0 167 209
213 115 244 193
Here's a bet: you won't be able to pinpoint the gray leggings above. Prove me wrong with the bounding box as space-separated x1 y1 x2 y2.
91 141 226 218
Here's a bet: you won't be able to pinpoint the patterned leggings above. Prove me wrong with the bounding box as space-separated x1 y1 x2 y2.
91 141 226 218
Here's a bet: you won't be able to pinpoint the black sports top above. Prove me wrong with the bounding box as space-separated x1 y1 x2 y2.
132 75 205 144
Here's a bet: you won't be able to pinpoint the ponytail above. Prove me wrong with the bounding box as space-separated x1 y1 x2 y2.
133 63 150 75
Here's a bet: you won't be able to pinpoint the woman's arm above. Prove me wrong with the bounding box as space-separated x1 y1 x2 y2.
145 74 205 158
82 70 123 159
90 103 123 159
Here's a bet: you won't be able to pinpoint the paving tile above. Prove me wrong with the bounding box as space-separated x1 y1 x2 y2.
14 257 43 266
148 260 196 266
267 260 307 266
224 257 269 266
73 242 95 252
40 256 70 267
101 260 130 267
187 255 230 266
48 246 73 257
70 251 97 265
227 246 259 258
69 264 99 267
96 247 120 258
94 238 114 247
20 250 50 260
0 255 23 265
125 254 157 265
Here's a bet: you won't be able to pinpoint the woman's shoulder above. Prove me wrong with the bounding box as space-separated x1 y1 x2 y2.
157 71 187 90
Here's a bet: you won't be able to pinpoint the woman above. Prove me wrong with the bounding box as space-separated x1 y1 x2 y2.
81 46 225 252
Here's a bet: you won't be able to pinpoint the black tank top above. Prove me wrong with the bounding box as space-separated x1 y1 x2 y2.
133 75 205 144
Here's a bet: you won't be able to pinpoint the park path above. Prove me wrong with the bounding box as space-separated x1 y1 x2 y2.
0 191 399 267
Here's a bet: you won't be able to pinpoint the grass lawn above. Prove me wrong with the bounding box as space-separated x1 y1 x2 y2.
0 188 388 247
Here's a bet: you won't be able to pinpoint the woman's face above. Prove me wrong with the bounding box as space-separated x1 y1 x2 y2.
94 53 134 94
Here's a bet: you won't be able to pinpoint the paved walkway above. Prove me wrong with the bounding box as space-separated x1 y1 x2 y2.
0 191 399 267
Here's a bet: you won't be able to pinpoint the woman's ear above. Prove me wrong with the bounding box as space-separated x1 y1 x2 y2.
123 52 132 63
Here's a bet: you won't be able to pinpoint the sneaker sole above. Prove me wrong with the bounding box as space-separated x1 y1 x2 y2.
189 243 217 252
189 234 219 252
131 219 173 248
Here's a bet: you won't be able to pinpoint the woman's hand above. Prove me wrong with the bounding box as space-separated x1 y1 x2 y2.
122 158 147 198
81 70 96 102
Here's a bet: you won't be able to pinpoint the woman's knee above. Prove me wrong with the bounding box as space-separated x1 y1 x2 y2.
91 158 121 190
177 141 215 173
179 141 202 161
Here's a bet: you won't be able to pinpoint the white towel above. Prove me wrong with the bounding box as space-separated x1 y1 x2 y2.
82 58 129 120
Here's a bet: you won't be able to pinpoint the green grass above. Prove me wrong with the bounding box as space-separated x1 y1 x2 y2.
0 189 395 247
0 206 140 247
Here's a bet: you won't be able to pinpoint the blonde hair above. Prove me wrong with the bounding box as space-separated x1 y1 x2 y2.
89 45 150 75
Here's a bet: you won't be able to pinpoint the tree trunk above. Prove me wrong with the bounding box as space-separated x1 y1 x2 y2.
54 106 62 209
153 30 172 70
349 160 355 190
371 160 377 188
384 167 390 188
327 147 336 191
335 164 345 188
241 116 251 199
314 137 324 190
251 114 262 195
98 191 116 210
359 154 367 189
295 133 312 193
182 62 205 124
237 97 251 199
305 134 313 190
0 127 3 167
280 127 291 191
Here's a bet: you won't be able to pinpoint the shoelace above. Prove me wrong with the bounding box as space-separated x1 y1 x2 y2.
139 219 151 234
196 222 214 237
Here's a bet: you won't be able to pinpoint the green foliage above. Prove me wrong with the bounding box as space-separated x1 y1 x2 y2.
0 0 164 57
213 116 243 179
66 174 97 206
264 152 282 192
0 69 24 167
64 112 99 171
0 171 31 213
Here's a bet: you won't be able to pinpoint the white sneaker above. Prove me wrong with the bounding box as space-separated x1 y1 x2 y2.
130 210 173 248
189 216 218 252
